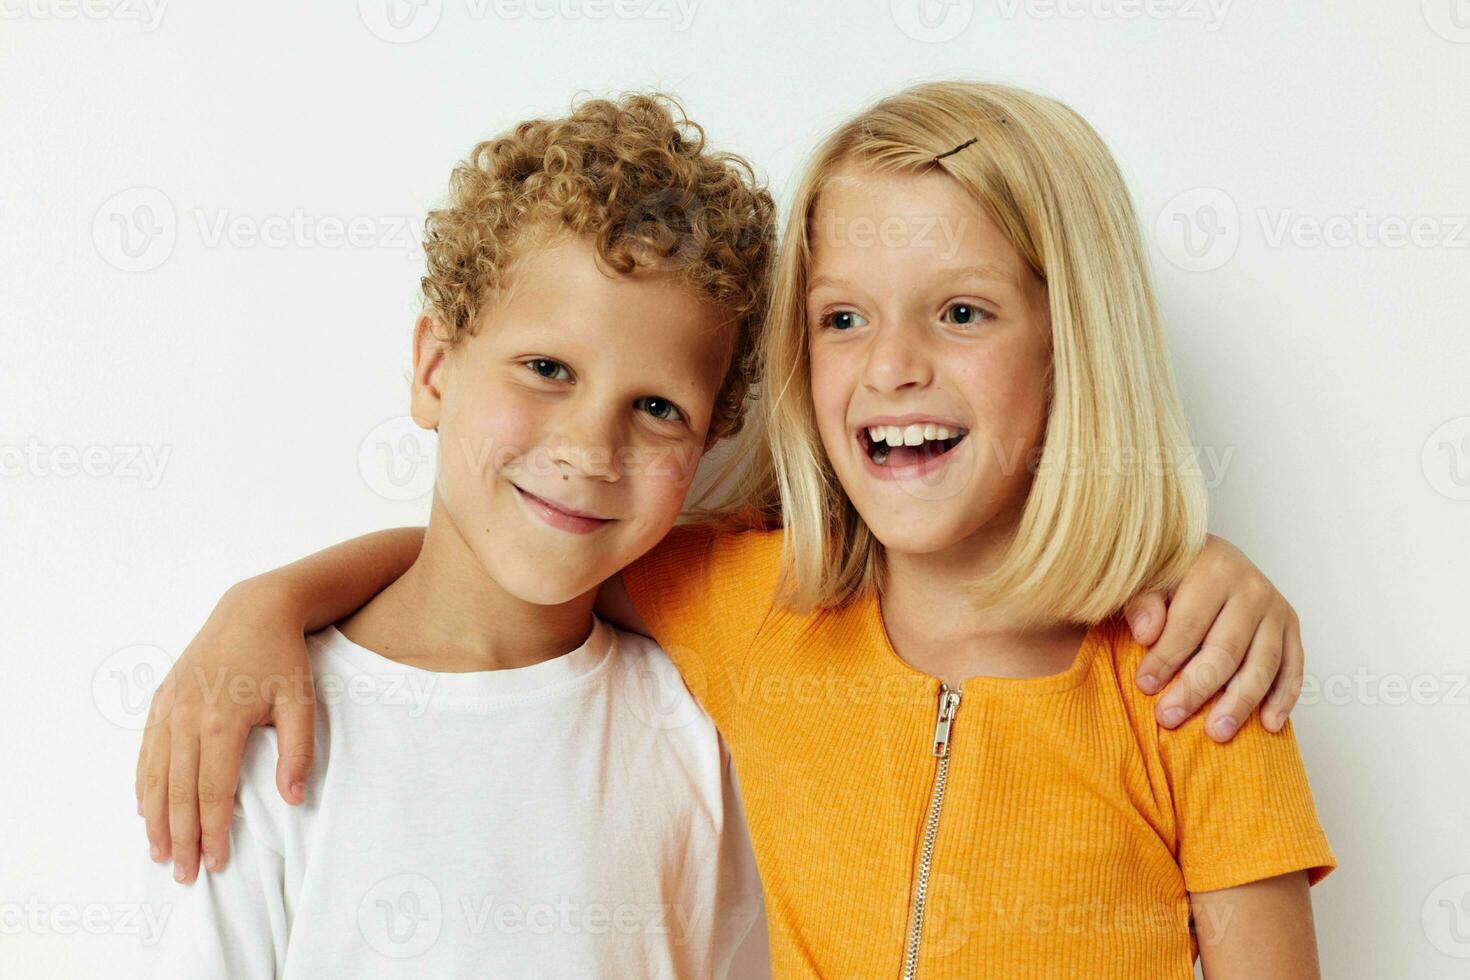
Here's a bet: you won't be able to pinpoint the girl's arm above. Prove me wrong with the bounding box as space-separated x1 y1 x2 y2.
137 531 1302 882
1191 871 1320 978
136 528 425 883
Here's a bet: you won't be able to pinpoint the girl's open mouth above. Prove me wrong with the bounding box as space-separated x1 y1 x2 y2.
857 424 969 472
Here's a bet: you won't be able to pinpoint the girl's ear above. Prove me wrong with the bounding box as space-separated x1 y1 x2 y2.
410 312 451 431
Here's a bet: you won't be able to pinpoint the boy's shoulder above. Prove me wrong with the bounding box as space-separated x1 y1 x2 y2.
229 630 343 853
234 725 297 856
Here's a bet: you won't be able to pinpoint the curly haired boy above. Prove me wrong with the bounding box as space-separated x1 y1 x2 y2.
142 93 775 979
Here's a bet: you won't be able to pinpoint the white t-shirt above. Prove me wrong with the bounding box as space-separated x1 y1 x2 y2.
142 617 767 979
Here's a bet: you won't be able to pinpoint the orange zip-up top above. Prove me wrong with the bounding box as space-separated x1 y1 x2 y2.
622 524 1335 979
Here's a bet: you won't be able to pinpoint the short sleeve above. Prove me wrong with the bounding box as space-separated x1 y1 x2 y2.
140 732 289 977
1159 709 1337 893
620 523 784 726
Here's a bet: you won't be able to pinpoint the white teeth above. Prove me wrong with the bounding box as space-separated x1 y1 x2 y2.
864 422 968 449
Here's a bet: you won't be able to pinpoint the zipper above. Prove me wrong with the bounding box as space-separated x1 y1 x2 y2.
901 683 963 980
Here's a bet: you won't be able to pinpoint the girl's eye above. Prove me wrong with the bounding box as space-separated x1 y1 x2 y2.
942 302 991 326
635 396 685 424
525 358 572 381
820 309 869 331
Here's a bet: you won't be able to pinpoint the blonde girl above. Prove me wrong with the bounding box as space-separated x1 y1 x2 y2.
137 82 1330 977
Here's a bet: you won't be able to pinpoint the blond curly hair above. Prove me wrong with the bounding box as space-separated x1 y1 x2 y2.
421 92 776 443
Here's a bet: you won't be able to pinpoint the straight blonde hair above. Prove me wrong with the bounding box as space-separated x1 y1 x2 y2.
691 80 1207 626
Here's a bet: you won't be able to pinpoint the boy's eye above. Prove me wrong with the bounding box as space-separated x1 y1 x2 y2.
525 358 572 381
942 302 990 326
820 309 869 331
635 396 684 424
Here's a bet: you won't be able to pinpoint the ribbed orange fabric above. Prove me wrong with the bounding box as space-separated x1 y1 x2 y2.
623 524 1335 979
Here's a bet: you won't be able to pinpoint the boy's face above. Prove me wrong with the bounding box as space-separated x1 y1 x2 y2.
413 233 733 605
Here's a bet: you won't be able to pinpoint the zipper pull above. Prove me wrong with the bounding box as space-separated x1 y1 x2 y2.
931 685 962 757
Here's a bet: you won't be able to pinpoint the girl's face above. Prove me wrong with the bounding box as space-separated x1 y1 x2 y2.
806 166 1052 561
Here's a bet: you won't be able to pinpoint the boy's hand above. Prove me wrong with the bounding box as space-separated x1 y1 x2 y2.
136 580 316 884
1123 535 1303 742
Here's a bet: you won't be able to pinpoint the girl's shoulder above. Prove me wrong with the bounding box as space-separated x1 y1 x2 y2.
656 513 786 576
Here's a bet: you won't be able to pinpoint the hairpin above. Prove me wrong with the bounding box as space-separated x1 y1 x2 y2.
932 137 978 163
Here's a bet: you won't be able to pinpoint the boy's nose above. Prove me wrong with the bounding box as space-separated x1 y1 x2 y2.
544 416 624 482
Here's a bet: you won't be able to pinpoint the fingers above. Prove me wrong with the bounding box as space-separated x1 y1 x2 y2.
1204 617 1285 742
272 685 316 806
1124 591 1167 649
1135 574 1228 697
1155 594 1256 729
198 718 250 874
134 733 147 819
1262 613 1304 732
167 731 203 883
141 721 173 864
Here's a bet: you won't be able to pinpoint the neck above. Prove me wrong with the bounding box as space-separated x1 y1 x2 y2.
879 515 1085 686
339 498 598 672
882 519 1024 643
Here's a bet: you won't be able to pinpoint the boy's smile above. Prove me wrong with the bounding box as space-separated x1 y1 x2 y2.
511 483 614 535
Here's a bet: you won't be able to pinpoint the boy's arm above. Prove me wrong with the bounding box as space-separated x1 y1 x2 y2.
136 527 424 884
1191 871 1320 979
142 805 288 978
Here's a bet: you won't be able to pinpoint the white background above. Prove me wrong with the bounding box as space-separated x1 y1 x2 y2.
3 1 1468 977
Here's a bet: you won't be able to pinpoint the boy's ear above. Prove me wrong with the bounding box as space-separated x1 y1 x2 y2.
411 312 450 431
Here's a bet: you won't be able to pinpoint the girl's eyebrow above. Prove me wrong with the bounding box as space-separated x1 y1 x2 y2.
943 263 1019 288
806 265 1019 295
805 273 853 294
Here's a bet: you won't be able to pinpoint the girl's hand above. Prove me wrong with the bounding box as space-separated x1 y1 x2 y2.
136 579 316 885
133 527 425 881
1123 535 1303 742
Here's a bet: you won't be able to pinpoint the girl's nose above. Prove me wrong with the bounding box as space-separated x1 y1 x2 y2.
862 320 934 393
